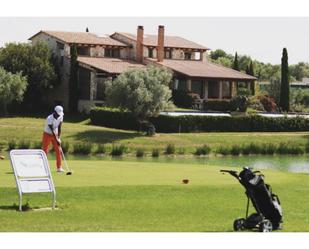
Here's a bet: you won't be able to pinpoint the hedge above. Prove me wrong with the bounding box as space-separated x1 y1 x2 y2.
90 107 309 132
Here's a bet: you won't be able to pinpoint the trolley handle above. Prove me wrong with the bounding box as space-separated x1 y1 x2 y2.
220 170 239 179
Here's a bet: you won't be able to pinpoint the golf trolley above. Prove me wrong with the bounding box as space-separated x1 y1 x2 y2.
221 167 283 232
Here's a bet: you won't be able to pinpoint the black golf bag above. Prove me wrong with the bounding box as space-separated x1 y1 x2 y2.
221 167 283 232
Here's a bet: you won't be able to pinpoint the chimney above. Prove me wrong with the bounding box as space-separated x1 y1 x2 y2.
136 26 144 63
157 25 165 62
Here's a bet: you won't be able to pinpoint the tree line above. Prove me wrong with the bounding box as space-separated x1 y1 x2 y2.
209 49 309 82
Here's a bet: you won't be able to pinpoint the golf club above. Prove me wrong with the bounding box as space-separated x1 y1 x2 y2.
60 147 73 175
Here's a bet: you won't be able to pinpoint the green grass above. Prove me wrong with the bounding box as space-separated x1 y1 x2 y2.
0 158 308 231
1 117 309 154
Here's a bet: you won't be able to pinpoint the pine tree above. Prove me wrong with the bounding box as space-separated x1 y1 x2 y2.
233 52 239 71
279 48 290 112
69 44 78 112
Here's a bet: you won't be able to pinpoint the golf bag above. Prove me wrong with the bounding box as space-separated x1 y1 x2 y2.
221 167 283 232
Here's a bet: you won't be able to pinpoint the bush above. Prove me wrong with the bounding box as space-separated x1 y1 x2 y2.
73 143 92 155
136 148 145 158
204 100 233 112
230 145 241 156
152 148 160 157
260 143 276 155
61 141 70 154
258 95 277 113
91 107 309 133
216 146 231 155
276 143 304 155
90 107 139 131
95 144 106 154
194 144 211 155
18 140 31 149
178 147 186 155
165 144 175 155
111 144 127 156
305 142 309 153
230 96 249 112
7 140 17 151
31 141 42 149
172 90 197 108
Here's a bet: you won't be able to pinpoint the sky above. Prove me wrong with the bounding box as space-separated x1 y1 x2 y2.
1 17 309 65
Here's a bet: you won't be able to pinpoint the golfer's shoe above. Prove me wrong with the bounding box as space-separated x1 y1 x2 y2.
57 167 65 173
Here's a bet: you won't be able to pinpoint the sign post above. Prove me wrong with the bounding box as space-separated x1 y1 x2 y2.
9 149 56 211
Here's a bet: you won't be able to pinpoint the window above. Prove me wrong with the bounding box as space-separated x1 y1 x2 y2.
164 50 172 59
184 52 192 60
222 81 231 98
208 81 220 99
191 80 204 98
77 47 90 56
105 48 120 58
148 48 154 58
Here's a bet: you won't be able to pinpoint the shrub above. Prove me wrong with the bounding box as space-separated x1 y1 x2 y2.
247 143 262 154
275 143 303 155
18 140 31 149
248 96 265 112
152 148 160 157
178 147 186 155
73 143 92 155
230 145 241 156
258 95 277 113
241 144 251 155
61 141 70 154
165 144 175 155
31 141 42 149
172 90 197 108
230 96 249 112
260 143 276 155
204 100 233 112
7 140 17 151
111 144 127 156
216 146 231 155
194 145 211 156
305 142 309 153
136 148 145 157
91 107 309 133
95 144 106 154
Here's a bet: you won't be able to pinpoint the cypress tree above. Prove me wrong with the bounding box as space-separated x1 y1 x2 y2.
69 44 78 112
233 52 239 71
86 27 89 32
279 48 289 112
246 63 250 75
249 61 254 76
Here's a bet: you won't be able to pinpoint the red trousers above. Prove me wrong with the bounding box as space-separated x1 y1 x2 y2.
42 132 62 168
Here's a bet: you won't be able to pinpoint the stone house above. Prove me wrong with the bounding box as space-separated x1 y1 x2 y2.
29 26 256 113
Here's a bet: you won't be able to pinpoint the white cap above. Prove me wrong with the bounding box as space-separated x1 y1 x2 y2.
54 105 64 116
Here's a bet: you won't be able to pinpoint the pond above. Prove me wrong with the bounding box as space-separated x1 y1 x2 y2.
63 154 309 173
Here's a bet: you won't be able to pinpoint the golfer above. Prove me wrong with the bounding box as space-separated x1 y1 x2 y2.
42 105 64 172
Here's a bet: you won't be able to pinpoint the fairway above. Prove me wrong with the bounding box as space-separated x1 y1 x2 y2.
0 158 308 232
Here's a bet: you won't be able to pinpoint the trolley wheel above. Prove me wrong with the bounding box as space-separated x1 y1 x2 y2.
259 219 273 232
233 218 245 231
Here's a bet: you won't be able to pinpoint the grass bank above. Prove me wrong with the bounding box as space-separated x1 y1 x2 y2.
1 117 309 155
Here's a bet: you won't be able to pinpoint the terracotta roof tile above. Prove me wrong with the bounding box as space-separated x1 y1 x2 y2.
30 31 127 46
146 58 256 80
77 57 146 74
115 32 209 50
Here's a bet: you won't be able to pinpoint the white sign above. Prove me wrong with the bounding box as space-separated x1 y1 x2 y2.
9 149 56 211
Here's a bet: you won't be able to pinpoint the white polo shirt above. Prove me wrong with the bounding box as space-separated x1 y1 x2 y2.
44 114 63 135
